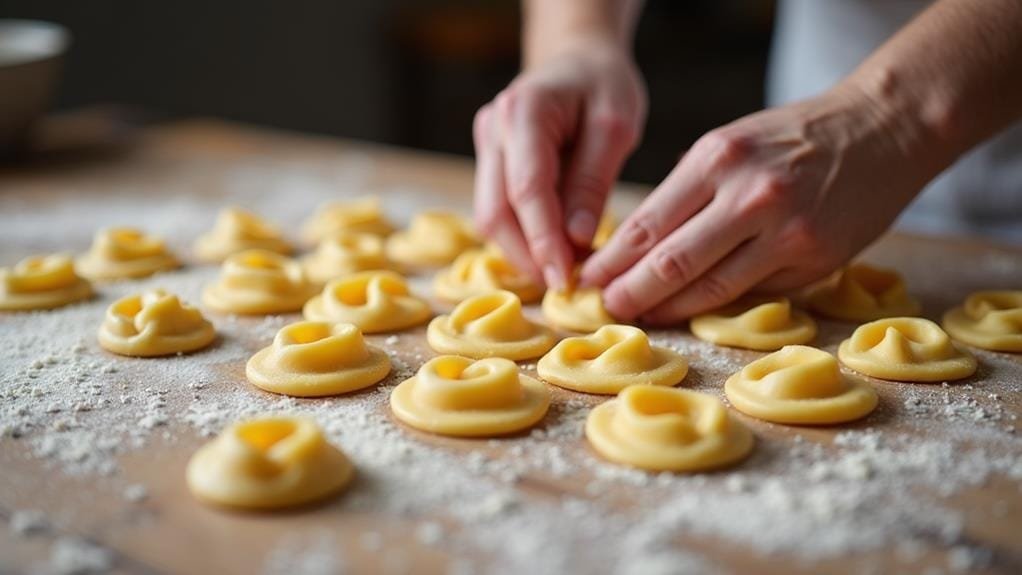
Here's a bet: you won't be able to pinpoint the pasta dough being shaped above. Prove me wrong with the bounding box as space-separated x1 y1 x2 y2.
537 325 688 394
427 290 555 360
541 288 615 333
98 289 215 357
0 254 93 311
202 249 315 315
390 355 550 437
838 317 977 382
724 345 878 424
76 227 180 280
586 385 753 472
194 207 292 263
186 416 354 510
301 197 395 244
591 210 616 250
942 291 1022 352
302 231 391 285
303 271 431 333
386 211 481 268
433 248 543 304
247 321 390 396
690 296 816 351
809 263 921 322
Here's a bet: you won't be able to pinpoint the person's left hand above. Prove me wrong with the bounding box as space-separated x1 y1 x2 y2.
580 83 939 324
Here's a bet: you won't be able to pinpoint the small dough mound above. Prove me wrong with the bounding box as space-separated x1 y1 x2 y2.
725 345 878 424
98 289 215 357
303 271 431 333
942 290 1022 352
76 227 179 281
586 385 753 472
591 210 616 250
302 197 395 244
690 296 816 351
202 249 315 315
838 317 977 382
427 290 555 360
541 288 615 333
809 263 921 322
302 231 391 285
247 321 390 396
433 248 543 304
390 355 550 437
386 211 481 268
187 416 354 510
537 324 688 394
0 254 93 311
193 207 292 263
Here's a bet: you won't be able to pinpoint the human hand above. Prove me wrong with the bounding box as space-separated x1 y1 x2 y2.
472 36 647 289
580 83 936 324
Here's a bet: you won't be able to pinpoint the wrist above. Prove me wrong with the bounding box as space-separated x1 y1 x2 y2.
523 0 640 69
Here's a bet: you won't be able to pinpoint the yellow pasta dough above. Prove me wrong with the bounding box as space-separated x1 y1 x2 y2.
247 321 390 396
690 296 817 351
386 211 481 268
301 196 395 244
301 231 391 285
98 289 216 357
186 416 354 510
724 345 878 424
942 290 1022 352
303 270 431 333
76 227 180 281
193 207 292 263
838 317 977 382
0 254 93 311
427 290 555 360
202 249 316 315
591 210 616 250
433 248 543 304
390 355 550 437
586 385 753 472
537 324 688 394
809 263 921 322
541 287 615 333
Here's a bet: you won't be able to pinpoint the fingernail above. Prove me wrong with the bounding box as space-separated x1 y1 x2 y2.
567 210 597 246
543 265 564 291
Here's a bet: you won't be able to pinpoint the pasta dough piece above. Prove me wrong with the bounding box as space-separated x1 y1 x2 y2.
0 254 93 311
942 290 1022 352
427 290 555 360
98 289 215 357
724 345 878 424
301 196 395 244
247 321 390 396
537 324 688 394
433 248 543 304
690 296 816 351
809 263 921 322
303 271 431 333
591 210 616 250
193 207 292 263
202 249 316 315
838 317 977 382
586 385 753 472
186 416 354 510
301 231 391 285
541 287 615 333
390 355 550 437
386 211 481 268
76 227 180 280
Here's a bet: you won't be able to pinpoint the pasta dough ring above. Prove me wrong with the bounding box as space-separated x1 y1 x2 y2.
0 254 93 311
427 290 555 360
838 317 977 382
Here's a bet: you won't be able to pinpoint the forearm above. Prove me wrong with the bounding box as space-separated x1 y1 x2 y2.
523 0 644 68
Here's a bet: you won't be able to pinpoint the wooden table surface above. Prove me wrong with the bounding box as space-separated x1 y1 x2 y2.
1 119 1020 575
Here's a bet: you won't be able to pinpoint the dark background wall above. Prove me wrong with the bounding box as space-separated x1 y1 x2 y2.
0 0 775 185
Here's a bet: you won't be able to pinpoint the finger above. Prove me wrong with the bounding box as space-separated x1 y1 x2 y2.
640 237 781 325
497 90 574 290
755 266 834 294
601 196 760 320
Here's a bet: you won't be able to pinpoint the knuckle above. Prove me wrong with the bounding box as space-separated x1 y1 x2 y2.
473 104 495 143
696 274 735 306
474 202 510 235
567 170 609 202
741 174 790 215
621 213 659 250
590 113 637 144
783 217 822 253
651 249 695 284
697 129 748 168
506 172 548 207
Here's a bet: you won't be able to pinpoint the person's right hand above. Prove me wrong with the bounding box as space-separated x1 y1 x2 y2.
472 36 647 289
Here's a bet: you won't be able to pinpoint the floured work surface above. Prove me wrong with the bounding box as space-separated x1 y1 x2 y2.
1 120 1020 575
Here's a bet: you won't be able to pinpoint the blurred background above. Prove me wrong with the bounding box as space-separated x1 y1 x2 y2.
0 0 774 185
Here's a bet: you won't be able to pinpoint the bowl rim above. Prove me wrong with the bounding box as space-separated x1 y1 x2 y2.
0 19 71 68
